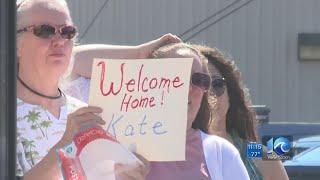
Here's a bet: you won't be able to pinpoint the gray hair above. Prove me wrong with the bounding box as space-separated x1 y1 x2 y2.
16 0 73 29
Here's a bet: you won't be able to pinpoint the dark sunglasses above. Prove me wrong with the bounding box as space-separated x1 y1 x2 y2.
211 76 226 97
17 24 77 40
191 72 211 91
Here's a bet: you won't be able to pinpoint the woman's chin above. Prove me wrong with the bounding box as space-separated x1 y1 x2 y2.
44 67 68 78
48 58 67 66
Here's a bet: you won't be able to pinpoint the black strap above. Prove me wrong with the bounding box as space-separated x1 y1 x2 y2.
17 75 62 99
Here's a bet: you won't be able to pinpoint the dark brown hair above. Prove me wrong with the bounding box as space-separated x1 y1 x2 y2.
193 44 258 141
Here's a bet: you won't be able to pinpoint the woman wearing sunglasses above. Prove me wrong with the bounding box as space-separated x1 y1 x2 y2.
143 43 249 180
16 0 179 179
193 44 289 180
67 42 250 179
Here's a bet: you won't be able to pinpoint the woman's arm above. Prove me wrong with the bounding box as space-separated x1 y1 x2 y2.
22 141 65 180
253 146 289 180
22 106 105 179
70 33 181 80
254 159 289 180
22 106 149 179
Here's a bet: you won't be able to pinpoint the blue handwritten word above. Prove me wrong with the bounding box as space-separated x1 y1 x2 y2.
106 114 167 138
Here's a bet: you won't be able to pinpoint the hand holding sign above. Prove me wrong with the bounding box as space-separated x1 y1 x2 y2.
89 58 193 161
115 153 149 180
59 106 105 146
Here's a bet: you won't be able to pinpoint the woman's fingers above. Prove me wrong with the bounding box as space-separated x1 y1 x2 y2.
133 152 150 177
68 112 106 134
158 33 182 46
62 106 106 142
115 163 146 180
161 33 181 43
115 153 149 180
72 112 105 125
59 106 106 147
139 33 182 58
68 106 102 117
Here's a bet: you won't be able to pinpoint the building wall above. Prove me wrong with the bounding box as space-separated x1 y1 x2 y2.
67 0 320 123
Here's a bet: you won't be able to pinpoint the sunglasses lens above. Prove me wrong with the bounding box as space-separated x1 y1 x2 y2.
61 26 76 39
191 73 210 90
33 25 56 39
212 78 226 97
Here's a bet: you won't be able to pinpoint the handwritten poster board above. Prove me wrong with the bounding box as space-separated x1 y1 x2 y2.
88 58 193 161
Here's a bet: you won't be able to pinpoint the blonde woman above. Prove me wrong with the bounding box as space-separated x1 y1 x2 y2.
16 0 179 179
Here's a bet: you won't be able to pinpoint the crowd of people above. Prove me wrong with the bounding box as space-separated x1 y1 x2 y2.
15 0 289 179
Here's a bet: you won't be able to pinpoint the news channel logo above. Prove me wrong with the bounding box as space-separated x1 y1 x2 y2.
262 136 293 160
246 136 293 160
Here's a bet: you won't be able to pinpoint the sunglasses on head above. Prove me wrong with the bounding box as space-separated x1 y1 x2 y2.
191 72 211 91
17 24 77 40
211 76 226 97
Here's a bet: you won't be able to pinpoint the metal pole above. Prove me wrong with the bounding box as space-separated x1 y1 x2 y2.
0 0 17 179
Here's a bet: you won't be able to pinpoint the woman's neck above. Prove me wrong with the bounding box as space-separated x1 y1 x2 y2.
18 68 60 95
187 128 198 136
186 128 201 145
208 113 229 139
17 70 63 118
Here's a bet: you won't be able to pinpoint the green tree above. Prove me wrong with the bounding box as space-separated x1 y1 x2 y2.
22 139 39 166
40 120 53 139
24 110 46 139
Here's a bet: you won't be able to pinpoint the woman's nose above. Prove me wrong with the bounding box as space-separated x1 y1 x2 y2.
51 34 66 47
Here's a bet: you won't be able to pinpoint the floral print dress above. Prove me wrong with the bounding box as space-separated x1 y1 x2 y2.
16 95 86 176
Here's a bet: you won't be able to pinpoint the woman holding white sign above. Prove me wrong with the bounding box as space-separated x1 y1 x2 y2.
15 0 179 179
68 43 250 179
